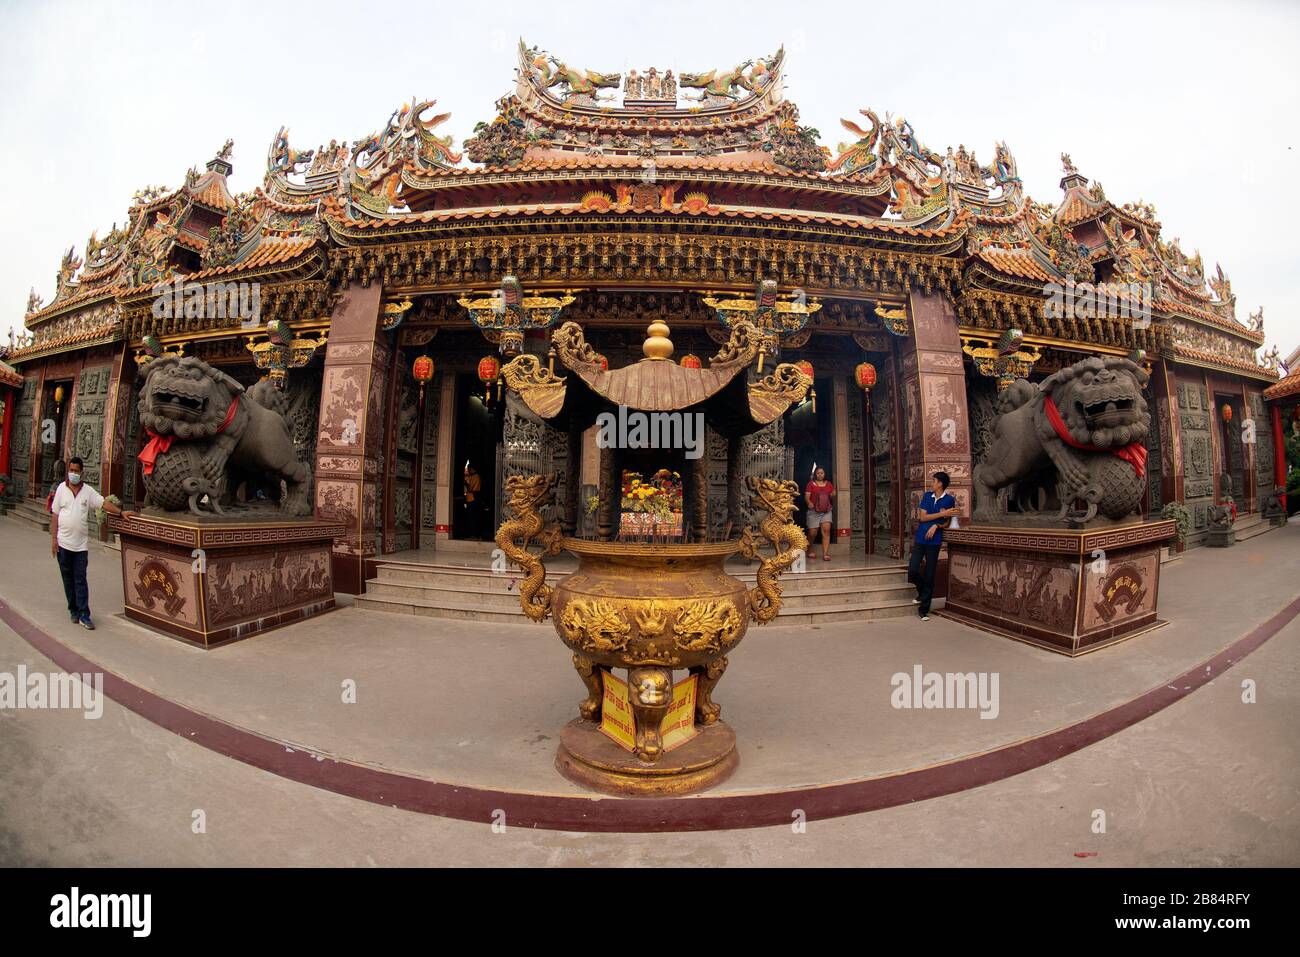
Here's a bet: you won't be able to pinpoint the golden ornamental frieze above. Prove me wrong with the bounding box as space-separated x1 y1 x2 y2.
956 288 1162 356
122 279 336 343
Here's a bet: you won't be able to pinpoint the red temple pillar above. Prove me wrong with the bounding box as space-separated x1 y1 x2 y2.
0 383 15 485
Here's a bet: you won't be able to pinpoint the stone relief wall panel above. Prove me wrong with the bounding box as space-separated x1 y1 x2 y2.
11 378 38 498
948 551 1079 635
1177 377 1213 542
421 373 441 530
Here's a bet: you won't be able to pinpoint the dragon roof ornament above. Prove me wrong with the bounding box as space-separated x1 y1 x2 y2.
516 39 784 112
343 99 464 216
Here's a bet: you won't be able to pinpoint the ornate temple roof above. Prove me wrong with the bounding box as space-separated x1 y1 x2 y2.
5 41 1279 383
0 359 22 388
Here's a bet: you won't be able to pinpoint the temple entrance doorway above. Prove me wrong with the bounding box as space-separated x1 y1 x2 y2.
36 378 74 496
1216 393 1247 507
785 375 834 544
451 373 498 540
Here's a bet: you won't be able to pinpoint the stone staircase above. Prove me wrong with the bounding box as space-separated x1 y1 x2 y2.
1233 511 1274 544
354 552 917 626
6 497 51 532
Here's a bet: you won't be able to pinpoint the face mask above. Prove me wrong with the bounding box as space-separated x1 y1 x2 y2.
67 473 82 486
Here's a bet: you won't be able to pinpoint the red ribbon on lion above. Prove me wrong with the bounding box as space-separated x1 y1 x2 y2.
1044 395 1147 479
138 396 240 476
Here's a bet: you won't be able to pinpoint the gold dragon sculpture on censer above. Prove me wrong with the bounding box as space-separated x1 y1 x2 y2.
495 474 807 795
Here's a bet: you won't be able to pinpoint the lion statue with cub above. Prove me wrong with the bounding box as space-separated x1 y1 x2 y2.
974 355 1150 525
137 355 311 516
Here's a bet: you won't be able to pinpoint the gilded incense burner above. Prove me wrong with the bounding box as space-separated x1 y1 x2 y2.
496 473 806 795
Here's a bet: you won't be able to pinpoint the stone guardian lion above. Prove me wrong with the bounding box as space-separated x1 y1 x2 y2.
137 355 311 516
973 356 1150 524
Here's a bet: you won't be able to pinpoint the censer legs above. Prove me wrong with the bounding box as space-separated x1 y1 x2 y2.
628 666 673 762
572 653 603 721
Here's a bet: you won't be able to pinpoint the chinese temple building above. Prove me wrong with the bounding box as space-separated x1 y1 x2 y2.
2 40 1289 594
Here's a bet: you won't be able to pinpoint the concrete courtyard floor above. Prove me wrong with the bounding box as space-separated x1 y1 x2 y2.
0 518 1297 865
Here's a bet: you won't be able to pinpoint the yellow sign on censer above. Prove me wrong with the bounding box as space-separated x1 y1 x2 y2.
599 672 699 753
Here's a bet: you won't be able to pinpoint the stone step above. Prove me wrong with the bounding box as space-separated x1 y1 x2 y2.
7 500 50 531
353 590 920 626
1235 519 1274 543
352 593 549 626
362 575 916 611
371 559 908 594
768 599 920 625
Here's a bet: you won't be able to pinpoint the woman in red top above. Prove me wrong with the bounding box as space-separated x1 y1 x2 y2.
804 467 836 562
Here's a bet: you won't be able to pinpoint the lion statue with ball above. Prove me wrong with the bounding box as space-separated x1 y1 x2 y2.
137 355 311 516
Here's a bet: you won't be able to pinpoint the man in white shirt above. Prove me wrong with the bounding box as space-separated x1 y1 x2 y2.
49 456 133 630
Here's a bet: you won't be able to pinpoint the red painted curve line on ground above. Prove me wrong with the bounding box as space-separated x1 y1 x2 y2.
2 594 1298 833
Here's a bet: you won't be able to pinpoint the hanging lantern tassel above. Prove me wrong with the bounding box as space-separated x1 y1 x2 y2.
810 386 816 414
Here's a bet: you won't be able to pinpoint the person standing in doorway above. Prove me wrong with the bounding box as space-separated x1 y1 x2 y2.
50 456 133 630
909 471 959 621
460 463 485 540
44 459 66 514
804 466 836 562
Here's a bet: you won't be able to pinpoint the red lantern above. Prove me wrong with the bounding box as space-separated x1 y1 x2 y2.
1221 403 1233 423
679 353 702 370
855 361 877 391
478 355 502 404
412 355 434 405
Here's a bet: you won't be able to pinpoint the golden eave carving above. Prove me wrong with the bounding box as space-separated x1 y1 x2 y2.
748 363 812 423
327 232 965 298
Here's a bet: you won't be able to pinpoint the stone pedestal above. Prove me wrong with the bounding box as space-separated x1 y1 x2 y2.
110 513 346 648
938 520 1176 656
1206 524 1236 547
556 718 738 797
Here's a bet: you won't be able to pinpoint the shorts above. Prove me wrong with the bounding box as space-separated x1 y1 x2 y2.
806 509 832 528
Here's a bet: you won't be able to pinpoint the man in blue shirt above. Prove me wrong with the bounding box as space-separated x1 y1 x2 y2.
909 471 959 621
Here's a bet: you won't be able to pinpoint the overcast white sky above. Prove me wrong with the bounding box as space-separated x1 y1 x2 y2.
2 0 1297 357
